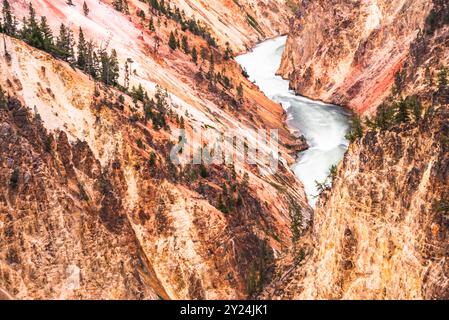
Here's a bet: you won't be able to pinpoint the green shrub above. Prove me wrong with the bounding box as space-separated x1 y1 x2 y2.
345 115 363 142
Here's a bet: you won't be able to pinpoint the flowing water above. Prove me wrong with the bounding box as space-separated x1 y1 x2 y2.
236 36 350 207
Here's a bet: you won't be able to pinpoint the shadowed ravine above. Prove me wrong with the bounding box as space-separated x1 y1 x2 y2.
236 37 351 206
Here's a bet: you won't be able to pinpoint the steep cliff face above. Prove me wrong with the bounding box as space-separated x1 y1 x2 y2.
279 0 433 115
0 0 310 299
263 1 449 300
269 107 449 299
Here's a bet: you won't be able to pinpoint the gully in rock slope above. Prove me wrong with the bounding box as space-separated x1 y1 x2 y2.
237 37 350 206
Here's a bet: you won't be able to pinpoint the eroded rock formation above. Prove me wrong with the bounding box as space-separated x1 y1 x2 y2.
279 0 434 114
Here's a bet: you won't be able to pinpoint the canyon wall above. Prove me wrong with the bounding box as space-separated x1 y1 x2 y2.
0 0 309 299
266 106 449 299
263 0 449 299
279 0 433 115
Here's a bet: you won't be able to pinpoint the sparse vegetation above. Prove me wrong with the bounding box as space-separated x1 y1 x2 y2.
0 85 7 109
136 138 145 149
294 247 306 264
9 168 19 189
224 42 233 60
112 0 129 14
148 151 157 167
315 165 338 196
433 199 449 214
148 0 218 48
424 0 449 36
168 31 177 51
437 65 448 91
1 1 120 88
78 182 89 201
365 95 423 131
289 203 302 242
191 46 198 64
345 115 363 142
246 13 264 37
83 1 89 16
246 239 273 298
392 70 407 96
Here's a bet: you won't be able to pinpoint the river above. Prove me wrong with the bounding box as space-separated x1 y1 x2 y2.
236 36 350 207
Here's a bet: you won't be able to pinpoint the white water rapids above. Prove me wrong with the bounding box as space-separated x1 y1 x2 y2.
236 36 350 207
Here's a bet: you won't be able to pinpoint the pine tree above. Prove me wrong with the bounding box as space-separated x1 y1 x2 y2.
56 23 75 62
407 95 422 122
374 103 395 130
85 41 94 76
395 99 410 124
1 0 16 36
168 31 177 50
66 0 74 5
137 9 145 20
345 115 363 142
437 66 448 91
149 17 155 31
83 1 89 16
200 47 207 61
86 41 99 78
99 49 110 85
160 0 167 15
153 34 161 53
27 2 37 29
392 70 406 95
109 49 119 85
112 0 122 12
181 35 189 54
100 48 119 86
191 46 197 64
148 152 156 167
425 66 432 86
237 83 244 101
180 116 185 129
23 3 44 49
122 0 129 14
19 16 27 38
66 28 75 63
208 52 215 80
0 85 7 109
40 16 54 52
224 42 233 60
77 27 87 70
